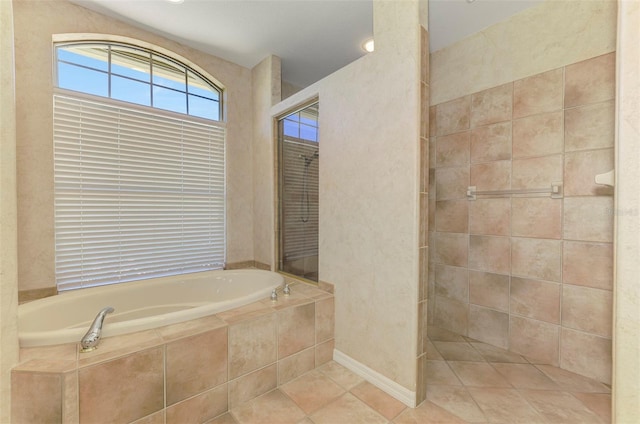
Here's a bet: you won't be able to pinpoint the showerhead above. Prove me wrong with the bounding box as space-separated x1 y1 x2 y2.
301 150 319 166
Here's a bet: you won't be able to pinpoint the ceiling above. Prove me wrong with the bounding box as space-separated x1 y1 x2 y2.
71 0 543 89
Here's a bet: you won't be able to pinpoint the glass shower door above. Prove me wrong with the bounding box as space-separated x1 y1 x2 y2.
277 103 319 282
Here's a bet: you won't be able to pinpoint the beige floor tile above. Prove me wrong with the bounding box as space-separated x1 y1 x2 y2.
448 361 512 388
426 385 486 423
467 387 545 423
535 364 611 393
426 360 463 386
469 342 528 363
433 341 484 362
280 370 345 414
205 413 238 424
231 390 305 424
393 400 467 423
519 389 603 423
492 363 560 390
309 393 387 424
426 340 445 360
428 326 467 342
571 392 611 423
350 381 407 420
317 361 364 390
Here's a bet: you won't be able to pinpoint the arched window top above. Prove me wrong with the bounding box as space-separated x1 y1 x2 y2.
55 40 223 121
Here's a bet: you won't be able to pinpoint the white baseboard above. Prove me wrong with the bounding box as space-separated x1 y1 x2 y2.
333 349 417 408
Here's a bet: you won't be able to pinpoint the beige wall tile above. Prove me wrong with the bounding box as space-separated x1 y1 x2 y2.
165 384 227 424
511 237 562 282
435 166 469 200
433 295 468 335
511 197 562 239
429 106 437 137
512 155 563 190
470 122 512 164
435 264 469 303
563 241 613 290
469 271 510 312
315 297 335 344
420 193 428 246
510 277 561 324
63 370 78 424
421 82 429 138
469 235 510 274
562 284 613 338
513 68 563 119
565 100 615 152
228 364 277 408
510 316 559 366
563 197 614 242
165 327 228 405
433 232 468 267
564 149 614 196
420 137 429 193
469 198 510 236
565 53 615 108
78 347 164 424
560 328 612 384
436 200 468 233
278 302 315 358
11 372 62 424
278 348 315 385
470 160 511 191
436 96 471 136
436 131 470 168
468 305 509 349
132 410 165 424
419 246 429 301
229 314 277 379
315 339 334 367
470 83 513 127
512 111 563 158
429 138 437 168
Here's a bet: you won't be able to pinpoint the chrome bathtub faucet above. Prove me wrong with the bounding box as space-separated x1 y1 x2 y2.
80 306 115 353
270 283 291 301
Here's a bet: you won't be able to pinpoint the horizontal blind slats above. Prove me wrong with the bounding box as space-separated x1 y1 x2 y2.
53 94 226 291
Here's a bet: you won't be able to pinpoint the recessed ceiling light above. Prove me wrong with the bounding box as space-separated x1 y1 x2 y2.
363 38 374 53
467 0 476 3
166 0 184 4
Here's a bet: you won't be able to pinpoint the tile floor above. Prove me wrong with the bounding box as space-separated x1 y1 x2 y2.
211 327 611 424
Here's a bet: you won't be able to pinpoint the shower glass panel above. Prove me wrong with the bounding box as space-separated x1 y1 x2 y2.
278 103 319 282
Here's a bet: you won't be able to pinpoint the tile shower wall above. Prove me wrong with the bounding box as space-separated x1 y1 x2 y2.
428 52 614 384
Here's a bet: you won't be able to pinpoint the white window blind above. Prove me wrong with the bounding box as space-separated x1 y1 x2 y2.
281 139 319 261
53 94 225 291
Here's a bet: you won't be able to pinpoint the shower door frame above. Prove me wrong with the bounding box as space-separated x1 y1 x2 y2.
275 98 320 284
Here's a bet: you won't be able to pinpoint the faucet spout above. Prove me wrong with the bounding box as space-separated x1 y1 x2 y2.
80 306 114 352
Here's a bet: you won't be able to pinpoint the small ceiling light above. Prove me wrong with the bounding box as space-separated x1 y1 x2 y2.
363 38 375 53
467 0 476 3
166 0 184 3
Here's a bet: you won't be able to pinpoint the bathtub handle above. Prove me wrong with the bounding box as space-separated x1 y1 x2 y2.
80 306 115 352
270 283 291 301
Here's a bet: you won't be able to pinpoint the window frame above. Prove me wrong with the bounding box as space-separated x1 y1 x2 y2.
53 39 224 122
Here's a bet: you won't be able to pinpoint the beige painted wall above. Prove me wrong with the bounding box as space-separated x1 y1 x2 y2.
0 0 19 420
12 0 255 292
252 55 281 267
430 0 617 105
613 1 640 421
273 1 422 394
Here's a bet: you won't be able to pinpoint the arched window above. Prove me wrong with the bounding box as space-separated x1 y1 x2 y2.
53 39 226 291
56 41 222 120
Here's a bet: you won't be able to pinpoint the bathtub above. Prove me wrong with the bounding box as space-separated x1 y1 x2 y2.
18 269 284 348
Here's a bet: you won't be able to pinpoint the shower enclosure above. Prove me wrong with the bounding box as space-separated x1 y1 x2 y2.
277 103 319 282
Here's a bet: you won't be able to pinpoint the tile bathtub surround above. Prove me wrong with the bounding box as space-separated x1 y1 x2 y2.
429 52 615 384
12 280 335 424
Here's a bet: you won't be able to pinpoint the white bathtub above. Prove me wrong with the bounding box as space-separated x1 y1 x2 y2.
19 269 283 347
